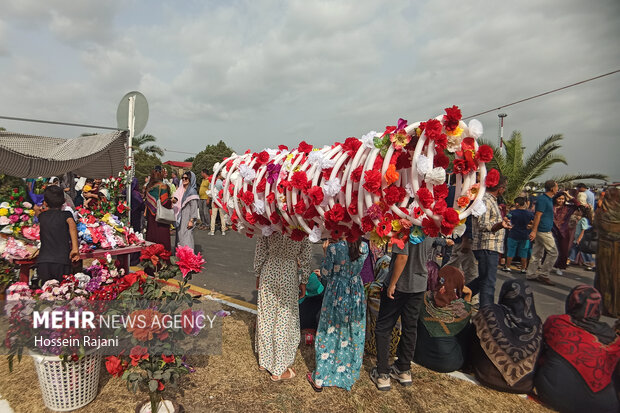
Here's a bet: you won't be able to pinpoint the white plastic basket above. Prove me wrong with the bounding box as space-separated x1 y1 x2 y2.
31 350 101 411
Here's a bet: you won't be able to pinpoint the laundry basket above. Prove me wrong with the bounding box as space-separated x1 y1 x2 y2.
31 350 101 411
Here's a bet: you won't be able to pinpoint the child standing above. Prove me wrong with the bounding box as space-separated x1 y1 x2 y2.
35 185 80 284
568 206 595 269
503 197 534 274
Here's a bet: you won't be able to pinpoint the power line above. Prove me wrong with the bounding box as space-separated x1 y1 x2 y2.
0 115 125 131
463 69 620 119
163 148 198 155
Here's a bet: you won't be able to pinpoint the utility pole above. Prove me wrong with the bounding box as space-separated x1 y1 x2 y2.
498 113 507 148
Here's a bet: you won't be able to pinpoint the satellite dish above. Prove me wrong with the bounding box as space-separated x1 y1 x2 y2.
116 91 149 135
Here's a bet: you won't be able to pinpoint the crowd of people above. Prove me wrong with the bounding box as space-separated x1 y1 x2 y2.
252 177 619 413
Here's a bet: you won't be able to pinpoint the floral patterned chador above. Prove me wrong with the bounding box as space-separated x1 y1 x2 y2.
313 240 369 390
254 232 312 376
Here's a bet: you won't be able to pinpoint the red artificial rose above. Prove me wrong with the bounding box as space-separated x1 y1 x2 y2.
277 180 291 193
162 354 175 364
158 381 165 391
363 170 382 196
293 199 306 215
417 187 434 209
342 137 362 156
322 167 333 180
433 152 450 169
278 145 289 151
140 244 172 267
298 141 313 154
422 217 440 237
240 190 254 206
266 193 275 204
361 216 374 233
245 211 257 225
347 202 358 216
129 345 149 366
306 186 324 205
453 159 467 175
350 165 363 183
477 145 493 163
256 178 266 193
434 133 448 151
433 183 449 200
256 151 270 165
442 208 460 226
485 169 500 188
105 356 126 377
457 196 470 208
346 224 363 243
384 185 406 205
372 155 384 171
270 211 280 224
420 119 443 140
291 171 310 190
432 199 447 215
442 105 462 131
290 229 307 241
175 245 206 278
325 204 346 223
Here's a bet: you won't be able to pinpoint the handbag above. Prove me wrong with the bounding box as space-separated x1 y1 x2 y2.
579 227 598 255
155 186 176 225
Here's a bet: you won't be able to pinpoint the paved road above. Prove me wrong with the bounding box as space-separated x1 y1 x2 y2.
187 229 608 322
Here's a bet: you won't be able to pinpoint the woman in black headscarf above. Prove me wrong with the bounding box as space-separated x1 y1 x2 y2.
470 279 542 393
535 285 620 413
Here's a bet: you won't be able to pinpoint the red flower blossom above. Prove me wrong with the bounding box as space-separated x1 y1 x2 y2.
363 170 382 196
325 204 346 223
433 183 449 200
245 211 257 225
129 345 149 366
270 211 280 224
290 229 307 241
294 199 307 215
240 190 254 206
420 119 443 140
443 105 462 131
256 151 270 165
306 186 324 205
443 208 460 226
434 133 448 151
350 165 363 182
417 187 434 209
298 141 313 154
477 145 493 163
485 169 500 188
347 202 358 216
303 205 319 220
256 214 271 226
140 244 171 267
291 171 310 190
328 224 348 240
162 354 175 364
376 217 393 237
266 193 275 204
105 356 127 377
422 217 439 237
413 207 424 220
175 245 205 278
433 199 447 215
342 137 362 156
256 178 266 193
384 185 406 205
361 216 374 233
395 151 412 170
158 381 165 391
453 159 467 175
372 155 384 171
322 167 333 180
278 145 289 151
277 180 291 194
433 152 450 169
457 196 470 208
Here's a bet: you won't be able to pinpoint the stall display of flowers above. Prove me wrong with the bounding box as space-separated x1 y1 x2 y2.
0 191 39 260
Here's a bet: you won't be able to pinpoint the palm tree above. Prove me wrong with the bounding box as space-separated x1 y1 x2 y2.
481 131 607 202
132 134 164 157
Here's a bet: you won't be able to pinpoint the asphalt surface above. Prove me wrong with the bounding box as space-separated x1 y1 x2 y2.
185 228 610 322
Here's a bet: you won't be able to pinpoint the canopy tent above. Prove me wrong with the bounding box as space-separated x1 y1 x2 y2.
0 130 128 179
163 160 192 169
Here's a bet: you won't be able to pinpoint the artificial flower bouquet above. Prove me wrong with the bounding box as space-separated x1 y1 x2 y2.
76 207 144 252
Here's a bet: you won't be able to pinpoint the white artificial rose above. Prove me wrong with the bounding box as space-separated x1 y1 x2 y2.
425 167 446 186
416 154 432 176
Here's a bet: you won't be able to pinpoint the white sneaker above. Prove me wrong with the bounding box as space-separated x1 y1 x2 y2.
554 268 563 276
222 231 226 236
209 232 215 236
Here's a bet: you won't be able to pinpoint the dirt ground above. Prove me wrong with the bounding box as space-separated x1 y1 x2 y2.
0 306 554 413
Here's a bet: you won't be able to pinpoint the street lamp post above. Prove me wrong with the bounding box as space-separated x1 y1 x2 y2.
498 113 507 148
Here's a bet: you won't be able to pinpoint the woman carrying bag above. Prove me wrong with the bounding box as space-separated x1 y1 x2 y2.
144 167 173 251
172 171 200 250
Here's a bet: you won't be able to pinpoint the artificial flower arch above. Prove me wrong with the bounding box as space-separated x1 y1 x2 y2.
210 106 496 248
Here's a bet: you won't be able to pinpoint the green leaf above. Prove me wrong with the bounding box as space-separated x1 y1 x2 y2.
148 379 158 392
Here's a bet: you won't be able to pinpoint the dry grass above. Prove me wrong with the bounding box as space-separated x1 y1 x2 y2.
0 306 554 413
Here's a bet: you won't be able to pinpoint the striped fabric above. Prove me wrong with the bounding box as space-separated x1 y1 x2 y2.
0 130 127 178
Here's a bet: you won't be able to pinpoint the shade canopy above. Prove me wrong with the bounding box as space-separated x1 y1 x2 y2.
163 161 193 169
0 130 128 179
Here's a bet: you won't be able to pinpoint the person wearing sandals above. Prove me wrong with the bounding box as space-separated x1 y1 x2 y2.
254 231 312 381
306 238 369 392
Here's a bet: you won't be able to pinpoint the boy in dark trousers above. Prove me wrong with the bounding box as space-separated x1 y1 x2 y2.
503 197 534 274
370 236 452 391
34 185 80 284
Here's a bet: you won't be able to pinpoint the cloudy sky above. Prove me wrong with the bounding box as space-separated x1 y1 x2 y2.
1 0 619 181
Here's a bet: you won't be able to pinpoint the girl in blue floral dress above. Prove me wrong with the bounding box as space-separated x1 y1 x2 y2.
307 238 369 391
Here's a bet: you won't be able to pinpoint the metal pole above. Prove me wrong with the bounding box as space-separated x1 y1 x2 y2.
127 96 136 226
498 113 507 148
